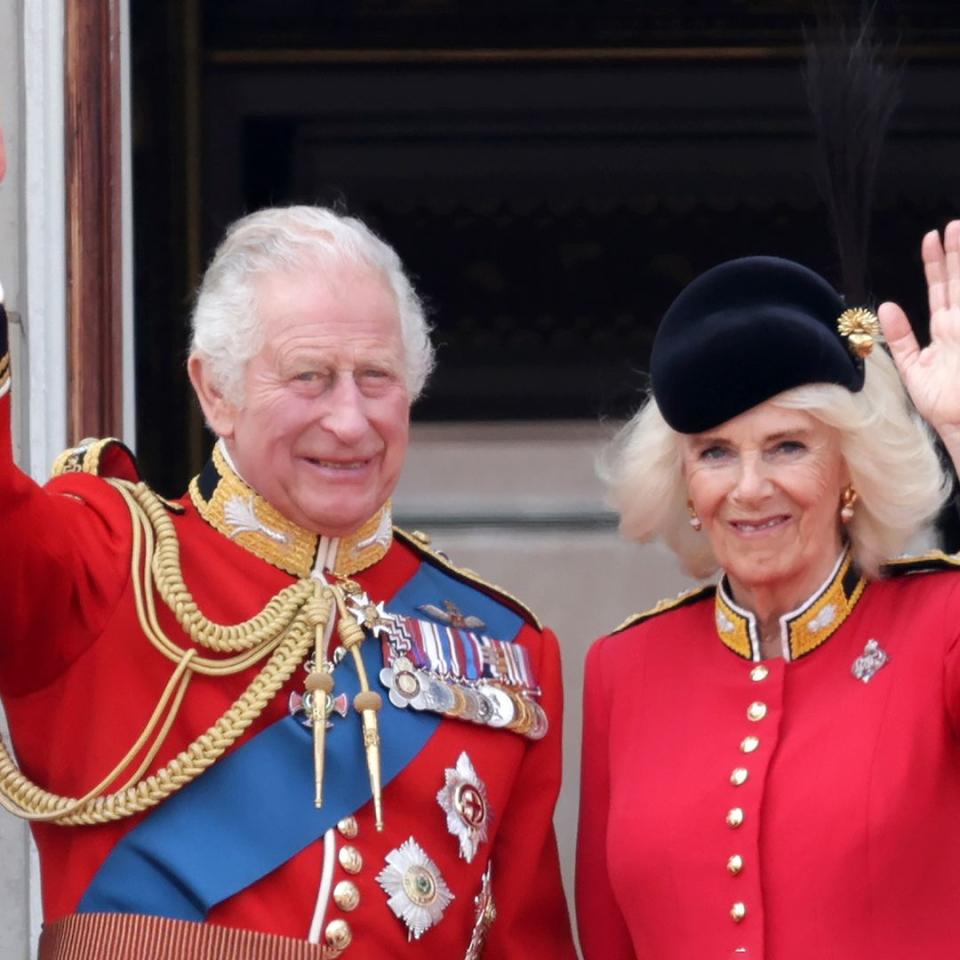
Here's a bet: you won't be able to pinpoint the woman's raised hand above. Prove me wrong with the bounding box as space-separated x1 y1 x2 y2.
878 221 960 451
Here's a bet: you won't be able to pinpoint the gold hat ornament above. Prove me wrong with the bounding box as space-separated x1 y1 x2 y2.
837 307 881 358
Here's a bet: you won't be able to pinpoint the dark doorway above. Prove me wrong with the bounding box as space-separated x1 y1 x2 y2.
131 3 960 511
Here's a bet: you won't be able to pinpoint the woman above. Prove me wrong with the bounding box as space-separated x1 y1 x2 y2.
576 222 960 960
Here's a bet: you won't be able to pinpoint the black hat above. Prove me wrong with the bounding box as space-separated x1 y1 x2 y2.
650 256 878 434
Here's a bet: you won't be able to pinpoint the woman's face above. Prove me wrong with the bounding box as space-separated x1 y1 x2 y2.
681 401 849 605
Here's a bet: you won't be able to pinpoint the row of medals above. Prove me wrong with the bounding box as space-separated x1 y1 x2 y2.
381 653 549 740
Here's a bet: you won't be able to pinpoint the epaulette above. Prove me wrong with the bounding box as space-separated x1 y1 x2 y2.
881 549 960 577
611 583 716 634
49 439 185 513
50 437 141 482
393 526 542 629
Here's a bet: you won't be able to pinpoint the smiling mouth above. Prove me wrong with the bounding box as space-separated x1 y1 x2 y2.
729 515 790 534
303 457 371 471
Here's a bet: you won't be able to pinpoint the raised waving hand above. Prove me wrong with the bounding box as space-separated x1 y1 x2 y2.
878 221 960 462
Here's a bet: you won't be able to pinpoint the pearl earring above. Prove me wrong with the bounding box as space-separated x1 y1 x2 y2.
687 500 702 532
840 485 858 523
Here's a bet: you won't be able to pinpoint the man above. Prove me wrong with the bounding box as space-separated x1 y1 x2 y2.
0 153 576 957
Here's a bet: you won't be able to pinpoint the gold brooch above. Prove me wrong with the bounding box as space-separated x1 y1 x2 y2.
837 307 881 358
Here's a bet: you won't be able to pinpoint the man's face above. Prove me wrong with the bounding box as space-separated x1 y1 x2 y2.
199 264 411 537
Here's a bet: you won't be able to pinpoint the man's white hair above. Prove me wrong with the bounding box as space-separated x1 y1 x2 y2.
601 347 952 579
189 205 434 404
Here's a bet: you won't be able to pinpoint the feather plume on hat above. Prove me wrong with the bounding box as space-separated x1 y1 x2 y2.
803 3 902 307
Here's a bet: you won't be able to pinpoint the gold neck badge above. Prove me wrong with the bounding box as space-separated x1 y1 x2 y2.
714 550 866 662
188 442 393 578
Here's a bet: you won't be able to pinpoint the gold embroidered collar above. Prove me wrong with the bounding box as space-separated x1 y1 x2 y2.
188 442 393 579
714 549 866 662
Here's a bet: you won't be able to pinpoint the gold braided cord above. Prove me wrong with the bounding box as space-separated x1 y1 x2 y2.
141 482 316 653
113 658 195 794
0 480 331 825
0 651 197 823
126 482 325 676
331 589 385 830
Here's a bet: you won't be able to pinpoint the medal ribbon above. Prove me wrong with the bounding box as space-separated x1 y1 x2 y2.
77 558 523 920
382 615 541 692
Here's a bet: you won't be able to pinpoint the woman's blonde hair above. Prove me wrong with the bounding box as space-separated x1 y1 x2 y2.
601 347 952 579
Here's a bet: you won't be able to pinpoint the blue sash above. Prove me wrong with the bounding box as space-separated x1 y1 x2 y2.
78 558 522 919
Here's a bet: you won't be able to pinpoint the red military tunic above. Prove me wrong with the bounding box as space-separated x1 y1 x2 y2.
0 314 576 958
577 550 960 960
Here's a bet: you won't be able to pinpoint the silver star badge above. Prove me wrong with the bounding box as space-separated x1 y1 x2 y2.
377 837 454 940
851 639 889 683
437 752 492 863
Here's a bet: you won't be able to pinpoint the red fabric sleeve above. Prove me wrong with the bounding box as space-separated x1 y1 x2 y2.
0 379 132 696
576 636 635 960
941 576 960 736
483 626 578 959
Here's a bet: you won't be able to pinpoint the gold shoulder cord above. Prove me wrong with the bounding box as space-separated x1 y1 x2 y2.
0 480 334 826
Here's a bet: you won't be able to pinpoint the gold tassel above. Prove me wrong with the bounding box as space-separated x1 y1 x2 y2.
332 587 385 831
305 584 336 808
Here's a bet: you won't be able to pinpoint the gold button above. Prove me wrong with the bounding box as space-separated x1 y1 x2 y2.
338 845 363 874
337 816 358 839
325 919 352 950
333 880 360 912
731 901 747 923
727 854 744 875
730 767 749 786
726 807 744 828
750 664 769 682
740 736 760 753
747 701 768 722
